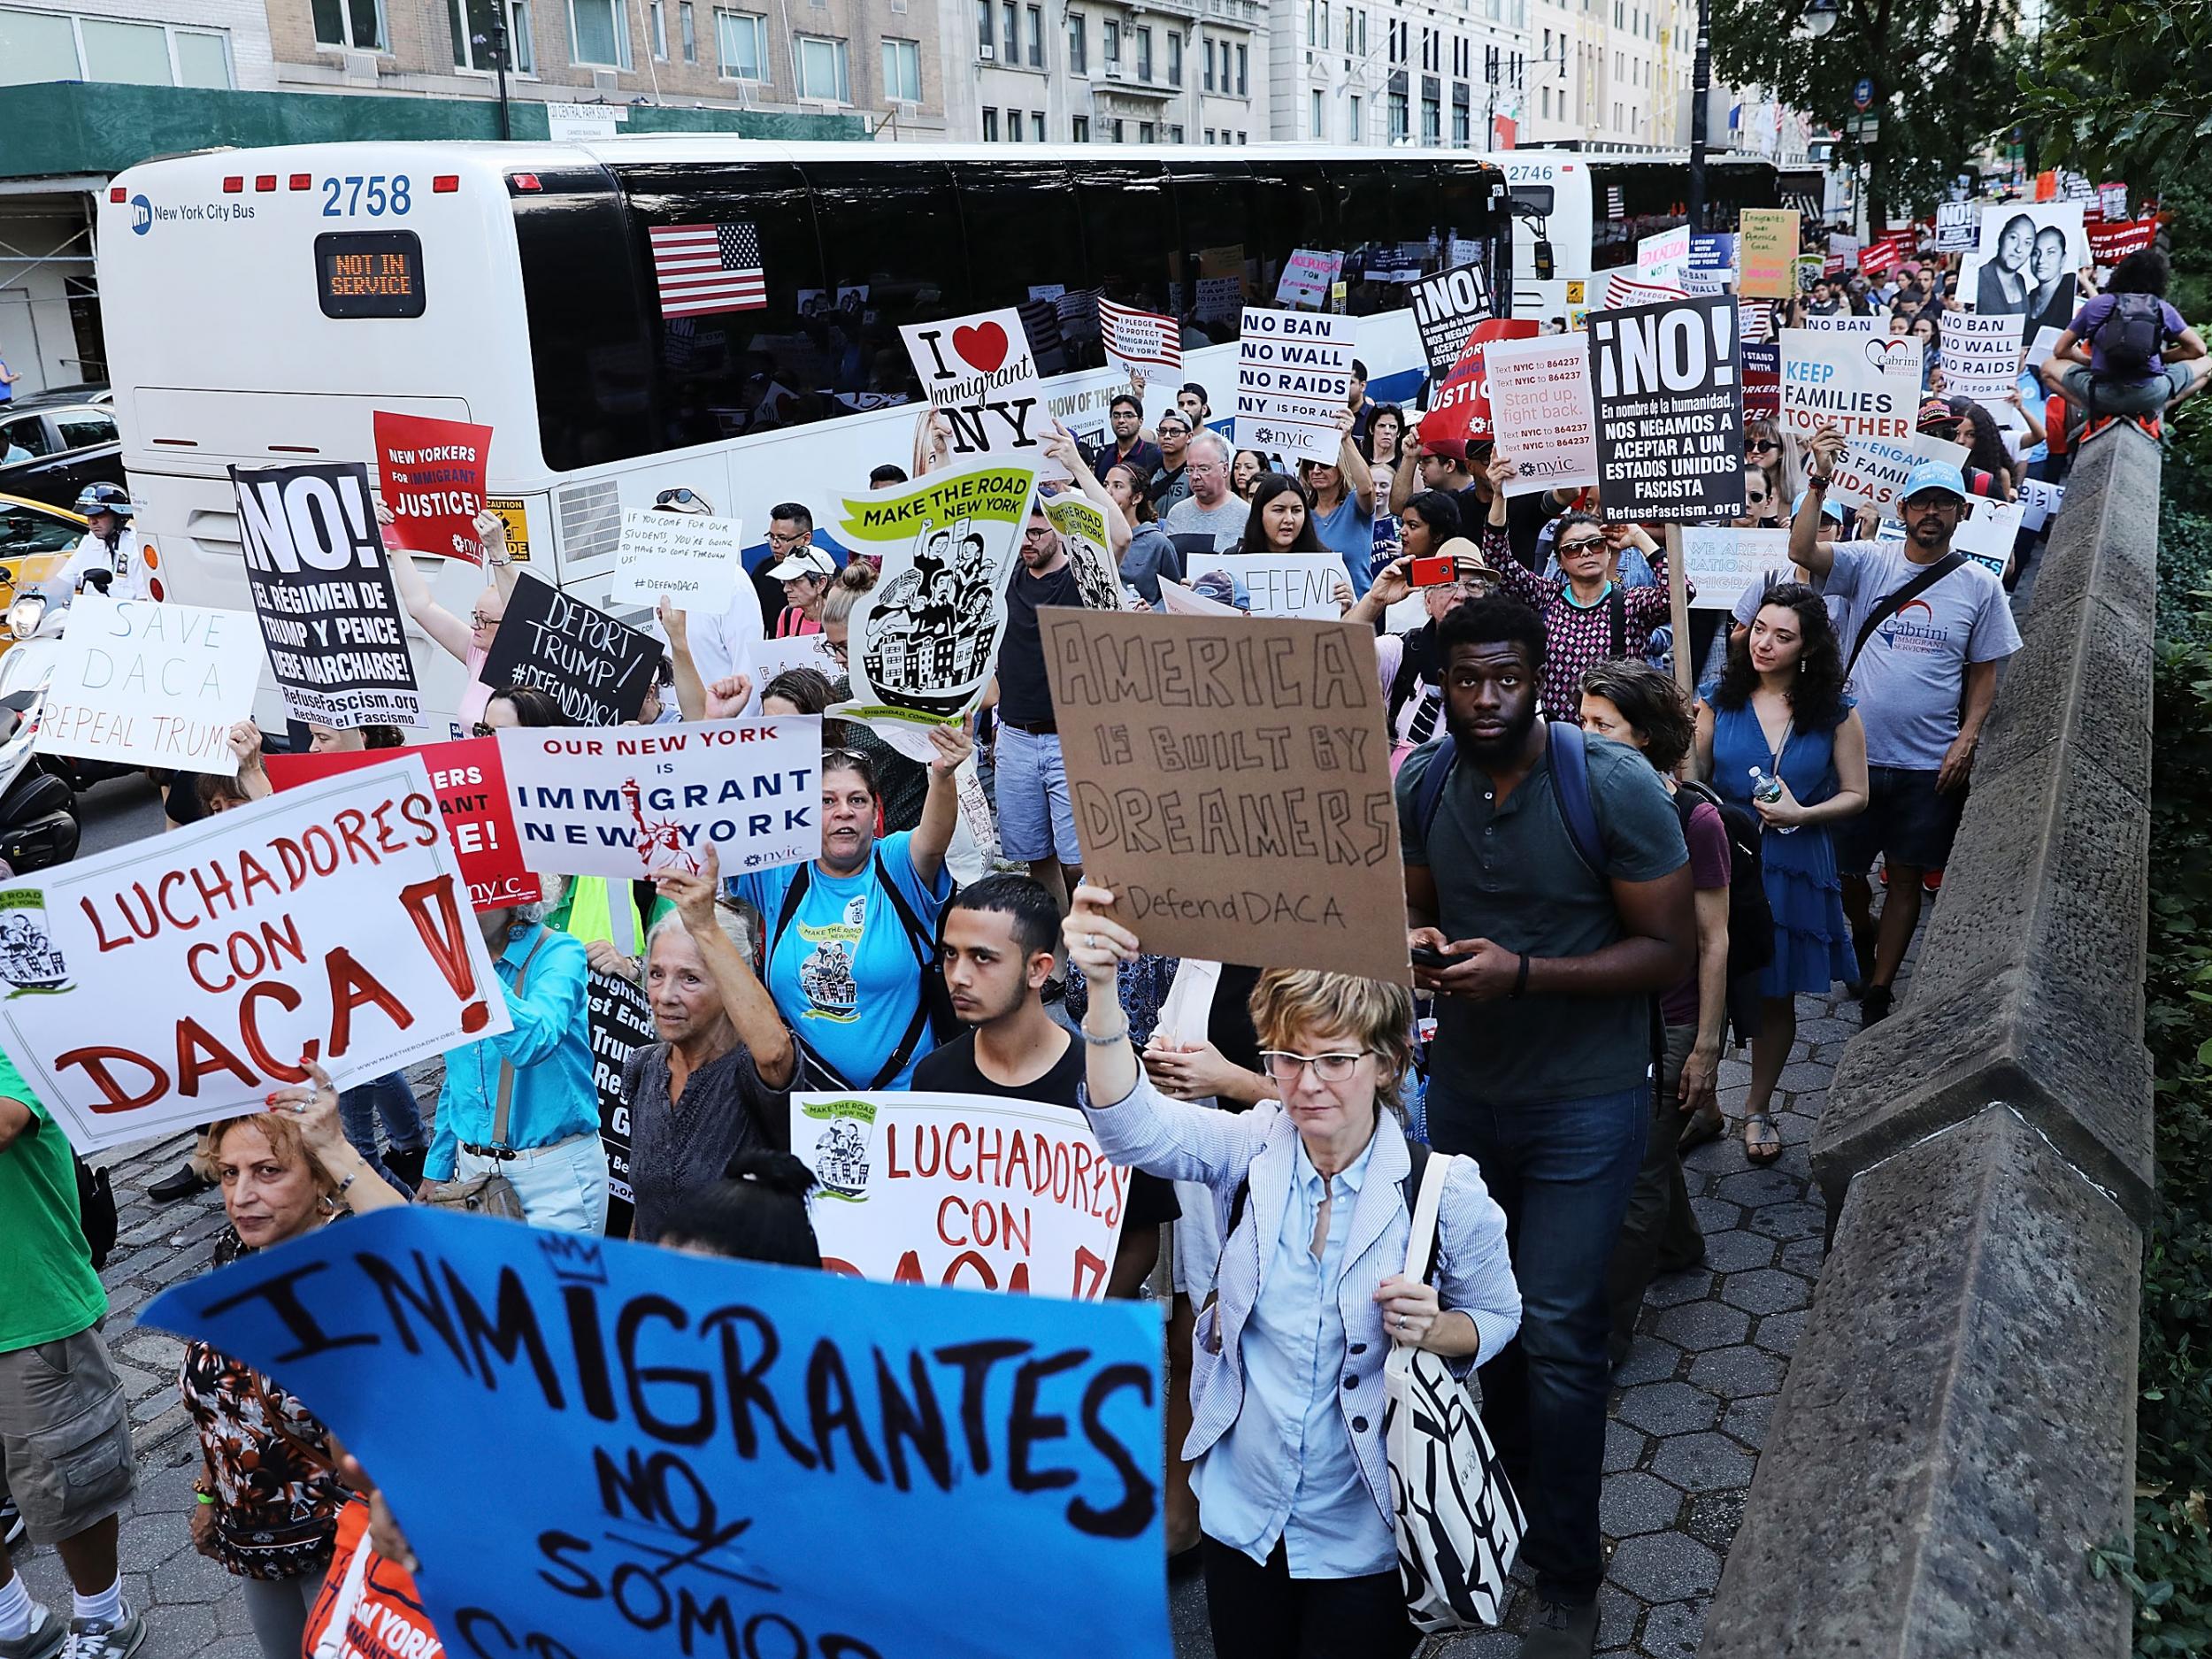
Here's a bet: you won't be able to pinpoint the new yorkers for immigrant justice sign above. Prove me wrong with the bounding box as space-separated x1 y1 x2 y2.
0 759 511 1152
372 411 493 562
137 1208 1170 1659
1042 609 1409 985
231 462 423 731
1590 296 1745 522
478 572 662 727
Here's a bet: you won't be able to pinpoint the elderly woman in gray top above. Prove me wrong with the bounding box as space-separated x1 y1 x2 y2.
622 846 796 1242
1064 881 1519 1659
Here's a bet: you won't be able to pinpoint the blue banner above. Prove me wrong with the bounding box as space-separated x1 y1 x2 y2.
142 1208 1168 1659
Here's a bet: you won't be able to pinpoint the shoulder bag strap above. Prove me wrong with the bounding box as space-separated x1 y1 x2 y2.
490 927 550 1150
872 848 940 971
1608 583 1627 659
1845 551 1967 680
1545 718 1608 878
1412 733 1460 848
1400 1142 1451 1283
771 862 812 958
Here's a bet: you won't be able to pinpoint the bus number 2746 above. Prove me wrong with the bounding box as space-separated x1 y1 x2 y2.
320 176 412 218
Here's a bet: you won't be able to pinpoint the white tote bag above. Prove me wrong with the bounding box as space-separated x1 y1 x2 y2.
1384 1151 1525 1632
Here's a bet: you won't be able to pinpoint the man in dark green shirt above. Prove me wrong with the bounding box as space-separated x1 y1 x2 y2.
1397 595 1692 1659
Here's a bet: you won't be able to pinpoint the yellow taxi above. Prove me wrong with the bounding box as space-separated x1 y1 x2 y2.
0 490 86 653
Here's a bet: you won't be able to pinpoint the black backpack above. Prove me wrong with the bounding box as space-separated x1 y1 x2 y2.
1673 780 1775 986
2094 292 2168 380
75 1155 117 1270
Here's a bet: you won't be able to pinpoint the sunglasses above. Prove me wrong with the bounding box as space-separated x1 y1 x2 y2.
1556 535 1607 553
1746 440 1780 454
654 488 707 508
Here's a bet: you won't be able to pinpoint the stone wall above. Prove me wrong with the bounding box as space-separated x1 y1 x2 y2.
1701 421 2154 1657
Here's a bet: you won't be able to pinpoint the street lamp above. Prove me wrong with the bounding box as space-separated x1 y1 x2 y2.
1804 0 1840 37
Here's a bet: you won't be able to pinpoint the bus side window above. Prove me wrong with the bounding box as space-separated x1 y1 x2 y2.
1325 161 1393 316
1069 160 1175 354
1166 163 1255 346
949 158 1084 374
1250 161 1340 287
801 159 970 403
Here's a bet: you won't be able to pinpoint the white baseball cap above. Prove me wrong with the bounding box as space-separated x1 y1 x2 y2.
767 547 835 581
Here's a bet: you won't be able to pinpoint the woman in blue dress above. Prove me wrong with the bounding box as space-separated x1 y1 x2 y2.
1696 582 1868 1164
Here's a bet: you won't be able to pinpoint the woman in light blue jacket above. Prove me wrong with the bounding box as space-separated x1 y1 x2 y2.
1065 884 1519 1659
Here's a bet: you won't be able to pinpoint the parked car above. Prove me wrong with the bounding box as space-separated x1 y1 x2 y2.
0 493 87 666
7 382 111 411
0 403 124 510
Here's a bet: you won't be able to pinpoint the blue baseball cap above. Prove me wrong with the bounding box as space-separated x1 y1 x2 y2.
1791 488 1847 524
1901 458 1968 503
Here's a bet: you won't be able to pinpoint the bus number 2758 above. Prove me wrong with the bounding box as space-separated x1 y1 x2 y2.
320 176 412 218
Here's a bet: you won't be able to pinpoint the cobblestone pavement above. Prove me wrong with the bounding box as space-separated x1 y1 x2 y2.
14 994 1847 1659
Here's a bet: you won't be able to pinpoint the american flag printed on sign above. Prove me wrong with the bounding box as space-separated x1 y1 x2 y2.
648 222 767 319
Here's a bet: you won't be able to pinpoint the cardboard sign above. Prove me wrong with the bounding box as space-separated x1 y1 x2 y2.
833 466 1036 761
1739 208 1801 298
2086 216 2160 265
611 511 743 611
1935 200 1978 253
231 461 423 731
1590 296 1745 522
1189 552 1341 619
478 572 662 727
1423 319 1540 449
1098 297 1181 380
36 595 262 776
1410 262 1494 380
138 1208 1168 1659
586 969 654 1205
1679 527 1792 610
793 1090 1130 1300
497 717 821 879
1041 492 1126 614
372 411 492 561
1233 306 1358 464
1778 329 1923 511
1952 495 2027 575
1276 248 1345 308
1973 203 2085 333
1942 312 2027 403
264 737 537 912
0 758 511 1150
1485 334 1600 496
1041 608 1407 984
900 307 1061 476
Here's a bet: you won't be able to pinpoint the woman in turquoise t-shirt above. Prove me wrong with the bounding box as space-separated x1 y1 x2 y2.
735 721 970 1089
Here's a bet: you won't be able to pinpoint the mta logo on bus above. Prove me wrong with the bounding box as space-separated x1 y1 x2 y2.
129 195 152 236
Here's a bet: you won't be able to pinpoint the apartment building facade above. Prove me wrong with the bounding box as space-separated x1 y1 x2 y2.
1268 0 1533 149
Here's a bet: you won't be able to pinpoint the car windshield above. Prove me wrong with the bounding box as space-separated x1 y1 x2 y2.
0 503 80 557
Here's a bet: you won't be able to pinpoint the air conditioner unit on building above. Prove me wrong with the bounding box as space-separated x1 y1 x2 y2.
593 70 618 91
979 42 995 58
1104 61 1123 77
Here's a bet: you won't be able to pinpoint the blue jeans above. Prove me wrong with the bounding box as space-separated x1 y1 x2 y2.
339 1071 425 1194
1425 1076 1649 1604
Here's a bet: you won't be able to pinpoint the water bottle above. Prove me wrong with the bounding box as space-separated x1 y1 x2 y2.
1748 767 1798 834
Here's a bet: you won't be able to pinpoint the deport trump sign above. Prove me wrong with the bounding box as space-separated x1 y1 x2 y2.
0 758 510 1152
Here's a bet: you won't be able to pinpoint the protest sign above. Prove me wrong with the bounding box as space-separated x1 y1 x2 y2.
0 758 511 1150
1098 297 1181 381
138 1207 1169 1659
1794 254 1825 294
1485 333 1600 496
1042 608 1407 983
478 572 662 727
1778 328 1923 511
833 465 1036 760
1589 296 1745 522
265 736 537 912
372 411 492 561
36 595 261 775
1233 307 1359 464
1973 203 2085 335
586 969 654 1205
1742 342 1782 421
2101 180 2130 219
1799 313 1880 335
1041 491 1127 612
1827 232 1861 273
2086 216 2161 265
794 1090 1128 1299
1679 527 1791 610
497 717 820 879
1423 318 1540 449
1952 496 2026 576
1409 262 1494 380
1187 552 1341 618
1276 248 1344 307
1600 269 1687 311
750 631 844 686
1941 311 2027 403
900 306 1061 476
1739 208 1801 297
231 461 422 731
611 510 743 611
1686 233 1735 298
1156 578 1242 618
1637 226 1692 289
2018 476 2066 531
1935 200 1978 253
2025 324 2065 368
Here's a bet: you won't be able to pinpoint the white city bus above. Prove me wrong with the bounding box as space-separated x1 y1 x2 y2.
96 139 1510 733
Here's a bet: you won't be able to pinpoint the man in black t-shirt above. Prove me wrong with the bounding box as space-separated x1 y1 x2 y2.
912 876 1177 1298
995 502 1087 898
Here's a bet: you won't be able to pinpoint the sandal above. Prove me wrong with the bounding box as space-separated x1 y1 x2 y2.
1677 1105 1724 1153
1742 1112 1783 1164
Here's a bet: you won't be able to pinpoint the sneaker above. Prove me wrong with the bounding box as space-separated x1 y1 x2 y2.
60 1612 142 1659
1861 984 1894 1027
0 1606 66 1659
1 1494 23 1546
1518 1596 1600 1659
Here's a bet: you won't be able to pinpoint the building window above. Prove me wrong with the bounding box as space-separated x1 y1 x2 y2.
1452 103 1469 142
1102 17 1118 60
1168 121 1182 141
1388 88 1408 140
1139 119 1155 141
976 0 989 50
983 106 1000 138
1073 113 1090 140
715 10 766 77
1236 127 1246 142
449 0 529 70
1202 36 1214 88
1348 93 1361 139
173 27 230 81
1007 108 1022 139
1310 87 1323 136
1167 28 1180 85
1422 92 1440 142
1025 3 1041 65
565 0 630 67
1111 117 1125 141
1540 83 1549 118
311 0 388 50
1066 11 1085 71
881 35 920 99
1002 1 1016 61
794 33 848 98
9 9 238 83
648 0 664 56
1134 24 1149 78
1235 42 1246 91
679 0 695 59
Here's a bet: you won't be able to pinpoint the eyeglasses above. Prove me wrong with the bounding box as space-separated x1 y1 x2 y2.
469 611 499 630
1260 1050 1370 1084
1556 535 1607 554
766 528 810 549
